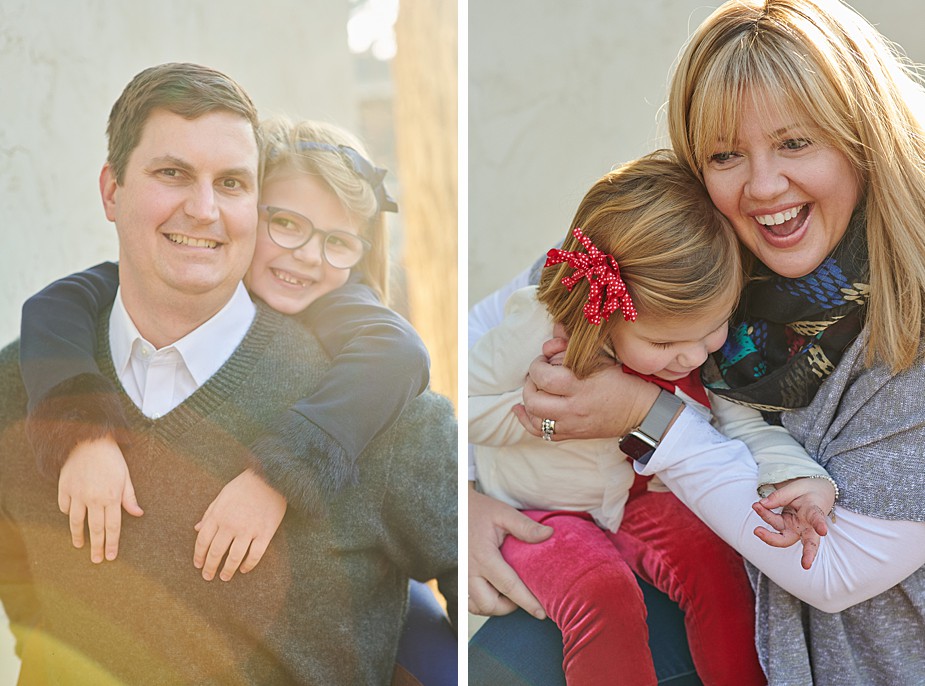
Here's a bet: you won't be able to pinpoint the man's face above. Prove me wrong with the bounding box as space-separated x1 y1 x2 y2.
100 108 259 309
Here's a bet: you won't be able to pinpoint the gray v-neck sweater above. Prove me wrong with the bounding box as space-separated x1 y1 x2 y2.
0 304 457 685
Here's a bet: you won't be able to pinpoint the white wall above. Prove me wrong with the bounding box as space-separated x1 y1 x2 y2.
0 0 356 347
468 0 925 304
0 1 357 680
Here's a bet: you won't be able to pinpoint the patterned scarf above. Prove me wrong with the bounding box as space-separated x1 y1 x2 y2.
702 210 870 411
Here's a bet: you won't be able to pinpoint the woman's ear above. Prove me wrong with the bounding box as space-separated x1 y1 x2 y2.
99 163 118 222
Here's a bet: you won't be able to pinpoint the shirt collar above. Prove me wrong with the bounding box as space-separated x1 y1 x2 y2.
109 282 256 386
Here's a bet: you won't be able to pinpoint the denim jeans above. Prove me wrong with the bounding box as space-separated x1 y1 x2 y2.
467 576 703 686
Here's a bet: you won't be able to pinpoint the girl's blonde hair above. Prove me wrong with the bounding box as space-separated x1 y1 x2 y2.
668 0 925 372
537 150 742 378
258 116 390 302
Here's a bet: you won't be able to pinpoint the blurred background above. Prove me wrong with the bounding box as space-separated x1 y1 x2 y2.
0 0 456 681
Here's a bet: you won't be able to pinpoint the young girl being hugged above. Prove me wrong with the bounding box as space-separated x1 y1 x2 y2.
468 150 836 685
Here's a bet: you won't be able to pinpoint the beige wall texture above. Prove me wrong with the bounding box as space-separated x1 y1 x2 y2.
0 1 359 681
0 0 357 348
468 0 925 305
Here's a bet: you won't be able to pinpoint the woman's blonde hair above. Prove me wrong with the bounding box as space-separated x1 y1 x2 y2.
258 116 391 302
668 0 925 372
537 150 742 378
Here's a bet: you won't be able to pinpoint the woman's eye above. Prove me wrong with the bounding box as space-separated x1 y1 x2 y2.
708 151 736 164
782 138 811 151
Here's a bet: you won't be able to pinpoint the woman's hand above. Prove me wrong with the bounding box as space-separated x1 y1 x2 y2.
468 483 552 619
514 335 659 441
752 477 837 570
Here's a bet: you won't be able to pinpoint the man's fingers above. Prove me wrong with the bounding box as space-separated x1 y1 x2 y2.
467 576 518 617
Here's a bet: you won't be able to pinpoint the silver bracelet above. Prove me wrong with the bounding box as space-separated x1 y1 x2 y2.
809 474 839 522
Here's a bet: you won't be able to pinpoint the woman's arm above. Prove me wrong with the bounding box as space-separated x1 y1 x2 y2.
641 407 925 613
248 281 430 515
709 394 831 489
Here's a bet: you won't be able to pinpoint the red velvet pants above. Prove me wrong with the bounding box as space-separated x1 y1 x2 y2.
500 488 765 686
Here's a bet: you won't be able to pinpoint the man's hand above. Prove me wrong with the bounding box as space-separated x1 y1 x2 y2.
193 468 287 582
468 483 553 619
752 477 836 569
58 435 144 563
514 335 659 441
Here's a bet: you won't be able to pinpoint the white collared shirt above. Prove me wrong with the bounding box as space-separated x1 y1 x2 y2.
109 283 256 418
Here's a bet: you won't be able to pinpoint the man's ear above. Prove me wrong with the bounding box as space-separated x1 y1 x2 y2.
99 163 118 222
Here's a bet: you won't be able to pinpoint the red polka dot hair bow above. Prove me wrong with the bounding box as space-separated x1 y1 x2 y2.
544 227 637 325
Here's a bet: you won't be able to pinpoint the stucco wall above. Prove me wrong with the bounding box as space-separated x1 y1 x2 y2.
0 1 357 680
0 0 356 347
468 0 925 304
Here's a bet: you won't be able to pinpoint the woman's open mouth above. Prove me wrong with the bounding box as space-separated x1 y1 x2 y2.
753 203 809 239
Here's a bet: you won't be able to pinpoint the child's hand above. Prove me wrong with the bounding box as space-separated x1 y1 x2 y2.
58 435 144 563
193 468 287 582
751 477 836 570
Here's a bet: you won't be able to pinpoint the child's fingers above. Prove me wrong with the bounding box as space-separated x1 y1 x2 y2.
68 502 86 549
753 525 800 548
219 537 252 582
86 505 107 564
121 475 144 518
104 505 122 561
58 491 70 515
806 506 829 537
193 522 216 570
752 501 786 531
239 536 271 575
800 530 820 570
201 531 234 581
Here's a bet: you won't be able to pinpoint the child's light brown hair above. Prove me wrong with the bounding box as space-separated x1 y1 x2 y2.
537 149 742 378
258 116 391 303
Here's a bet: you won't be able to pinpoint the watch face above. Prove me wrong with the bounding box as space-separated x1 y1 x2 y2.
619 433 656 462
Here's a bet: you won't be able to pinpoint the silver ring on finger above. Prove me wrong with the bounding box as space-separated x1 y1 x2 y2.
541 418 556 441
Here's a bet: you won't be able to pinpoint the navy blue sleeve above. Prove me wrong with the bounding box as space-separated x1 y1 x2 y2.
248 279 430 515
20 262 120 411
19 262 128 479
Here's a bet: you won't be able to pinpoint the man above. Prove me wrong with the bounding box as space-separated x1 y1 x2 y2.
0 63 457 685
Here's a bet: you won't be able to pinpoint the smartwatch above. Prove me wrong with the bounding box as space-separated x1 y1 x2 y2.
618 389 684 464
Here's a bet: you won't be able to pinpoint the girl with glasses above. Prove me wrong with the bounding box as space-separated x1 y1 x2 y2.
17 117 453 683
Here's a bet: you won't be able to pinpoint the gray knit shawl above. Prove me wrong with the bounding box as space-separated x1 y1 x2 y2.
0 304 457 685
749 331 925 685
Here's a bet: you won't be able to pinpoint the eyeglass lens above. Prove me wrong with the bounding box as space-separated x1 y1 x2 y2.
266 208 365 269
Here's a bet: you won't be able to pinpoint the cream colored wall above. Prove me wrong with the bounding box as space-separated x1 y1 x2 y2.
0 0 356 347
468 0 925 305
0 1 355 680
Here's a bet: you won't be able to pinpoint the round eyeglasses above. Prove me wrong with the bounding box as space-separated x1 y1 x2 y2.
260 205 371 270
